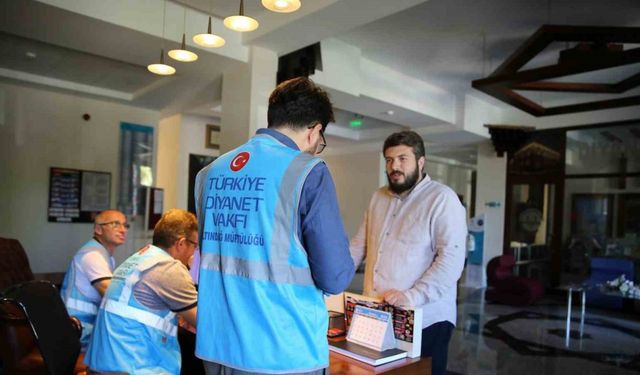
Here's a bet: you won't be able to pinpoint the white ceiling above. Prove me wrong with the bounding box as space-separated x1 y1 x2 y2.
1 0 639 165
338 0 640 95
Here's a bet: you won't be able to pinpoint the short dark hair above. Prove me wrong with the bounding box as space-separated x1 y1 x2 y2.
383 131 425 159
152 209 198 249
267 77 334 132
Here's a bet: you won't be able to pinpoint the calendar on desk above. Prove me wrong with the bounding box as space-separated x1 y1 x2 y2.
343 292 423 358
329 303 409 366
347 306 396 351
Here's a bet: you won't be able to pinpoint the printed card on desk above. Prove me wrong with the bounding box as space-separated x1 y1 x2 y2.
343 292 423 358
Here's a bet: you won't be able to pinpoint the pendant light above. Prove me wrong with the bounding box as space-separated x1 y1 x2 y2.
193 16 226 48
148 49 176 75
262 0 301 13
224 0 259 32
148 0 176 75
169 7 198 62
193 1 225 48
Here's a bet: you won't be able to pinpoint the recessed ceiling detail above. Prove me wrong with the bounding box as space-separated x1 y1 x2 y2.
472 25 640 117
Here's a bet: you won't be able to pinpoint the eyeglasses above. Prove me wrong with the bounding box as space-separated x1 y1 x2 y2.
307 123 327 154
317 129 327 154
97 221 130 230
185 238 199 248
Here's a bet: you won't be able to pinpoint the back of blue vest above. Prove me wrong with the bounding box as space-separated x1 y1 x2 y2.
85 246 180 374
196 134 329 372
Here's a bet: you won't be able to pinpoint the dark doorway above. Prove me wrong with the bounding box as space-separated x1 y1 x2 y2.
188 154 216 214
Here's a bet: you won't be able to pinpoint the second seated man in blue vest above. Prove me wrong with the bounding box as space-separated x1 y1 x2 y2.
195 77 355 374
85 209 199 374
60 209 128 351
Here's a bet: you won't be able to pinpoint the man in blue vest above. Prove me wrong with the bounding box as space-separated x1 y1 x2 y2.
60 209 128 351
85 209 199 374
195 77 355 374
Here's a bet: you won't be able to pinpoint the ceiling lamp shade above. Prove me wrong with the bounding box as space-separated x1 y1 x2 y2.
148 49 176 76
224 0 259 32
262 0 301 13
193 16 226 48
169 33 198 62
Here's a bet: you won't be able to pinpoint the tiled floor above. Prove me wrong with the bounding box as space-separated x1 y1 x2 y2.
448 288 640 374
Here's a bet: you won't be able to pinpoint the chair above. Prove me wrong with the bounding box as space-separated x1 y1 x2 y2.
0 281 86 375
485 255 544 306
585 257 635 309
0 237 34 290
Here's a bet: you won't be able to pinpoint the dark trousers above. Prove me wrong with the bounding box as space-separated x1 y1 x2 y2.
178 327 205 375
421 321 454 375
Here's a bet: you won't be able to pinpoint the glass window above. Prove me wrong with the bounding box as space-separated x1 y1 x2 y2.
566 123 640 175
117 123 154 216
563 177 640 275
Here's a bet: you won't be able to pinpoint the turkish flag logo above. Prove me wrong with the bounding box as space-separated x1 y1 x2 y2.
230 152 250 172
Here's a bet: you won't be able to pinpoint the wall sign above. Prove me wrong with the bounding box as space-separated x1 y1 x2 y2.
48 167 111 223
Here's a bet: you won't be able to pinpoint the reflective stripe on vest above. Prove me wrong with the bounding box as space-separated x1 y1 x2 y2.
117 256 165 304
200 253 314 286
102 299 177 337
65 297 98 314
270 151 319 265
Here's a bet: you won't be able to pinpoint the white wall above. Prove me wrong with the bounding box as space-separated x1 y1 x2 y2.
0 82 160 272
156 114 221 211
176 115 221 209
463 94 502 136
156 114 181 210
474 141 507 286
324 150 382 238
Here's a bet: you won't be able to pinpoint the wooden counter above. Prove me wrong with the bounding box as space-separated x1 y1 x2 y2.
329 351 430 375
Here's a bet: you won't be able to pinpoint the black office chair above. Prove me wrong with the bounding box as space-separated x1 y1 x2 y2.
1 280 86 375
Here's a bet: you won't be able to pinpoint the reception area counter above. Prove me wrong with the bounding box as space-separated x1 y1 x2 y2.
330 351 431 375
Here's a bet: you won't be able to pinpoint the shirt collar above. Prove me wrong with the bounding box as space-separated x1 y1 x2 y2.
256 128 299 151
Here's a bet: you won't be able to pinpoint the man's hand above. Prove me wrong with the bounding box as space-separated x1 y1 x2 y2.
382 289 410 307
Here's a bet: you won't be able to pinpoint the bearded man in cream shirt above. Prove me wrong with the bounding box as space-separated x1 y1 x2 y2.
350 130 467 375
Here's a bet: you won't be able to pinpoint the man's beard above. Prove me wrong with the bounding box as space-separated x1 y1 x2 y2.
387 167 420 194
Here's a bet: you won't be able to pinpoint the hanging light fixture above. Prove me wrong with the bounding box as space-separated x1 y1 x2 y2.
224 0 259 32
169 7 198 62
193 16 226 48
148 0 175 76
148 49 176 75
262 0 301 13
193 0 225 48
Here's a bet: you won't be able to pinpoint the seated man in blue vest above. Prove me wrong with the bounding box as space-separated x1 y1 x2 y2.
60 209 128 351
195 77 355 374
85 208 199 374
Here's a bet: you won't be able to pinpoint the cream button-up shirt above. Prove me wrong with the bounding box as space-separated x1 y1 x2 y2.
350 175 467 329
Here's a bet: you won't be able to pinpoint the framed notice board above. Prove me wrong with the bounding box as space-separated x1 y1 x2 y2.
48 167 111 223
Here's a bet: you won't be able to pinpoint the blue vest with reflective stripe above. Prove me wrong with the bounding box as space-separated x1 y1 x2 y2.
60 239 113 350
195 134 328 373
85 246 180 375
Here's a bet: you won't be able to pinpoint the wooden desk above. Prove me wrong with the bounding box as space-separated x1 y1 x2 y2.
330 351 430 375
